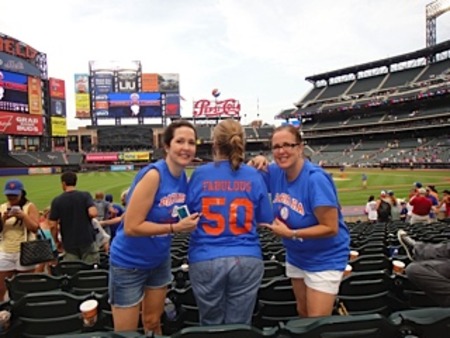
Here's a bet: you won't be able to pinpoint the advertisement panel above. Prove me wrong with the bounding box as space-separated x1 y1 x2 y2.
0 70 28 113
74 74 90 118
165 93 180 117
193 99 241 118
141 73 159 92
104 92 162 118
159 73 179 93
0 112 43 135
0 33 48 79
49 78 65 99
111 164 134 172
115 70 140 93
50 116 67 137
120 151 150 161
27 76 42 115
50 98 66 117
92 72 114 117
85 152 119 162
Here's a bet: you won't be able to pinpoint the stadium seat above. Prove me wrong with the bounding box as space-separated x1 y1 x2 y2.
170 324 278 338
51 260 99 276
390 307 450 338
5 273 69 301
281 314 398 338
349 253 392 273
168 286 199 328
337 270 392 315
69 269 109 295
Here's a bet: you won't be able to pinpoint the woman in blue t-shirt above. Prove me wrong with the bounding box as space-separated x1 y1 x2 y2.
109 121 201 335
251 125 350 318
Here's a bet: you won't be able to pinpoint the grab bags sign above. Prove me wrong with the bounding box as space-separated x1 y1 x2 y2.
0 112 43 135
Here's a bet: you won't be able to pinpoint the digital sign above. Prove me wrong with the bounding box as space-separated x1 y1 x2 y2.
101 92 162 118
0 69 29 113
0 112 43 135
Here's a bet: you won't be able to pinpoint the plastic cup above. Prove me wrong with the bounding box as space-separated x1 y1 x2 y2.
349 250 359 261
181 263 189 272
343 264 353 278
0 310 11 332
392 260 406 274
79 299 98 327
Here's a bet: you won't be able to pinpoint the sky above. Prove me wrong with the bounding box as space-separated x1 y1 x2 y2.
1 0 450 129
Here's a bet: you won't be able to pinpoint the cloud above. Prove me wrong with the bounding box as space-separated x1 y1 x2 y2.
1 0 449 128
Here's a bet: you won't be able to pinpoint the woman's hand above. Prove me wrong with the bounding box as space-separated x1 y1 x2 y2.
173 213 201 233
247 155 269 171
261 218 293 238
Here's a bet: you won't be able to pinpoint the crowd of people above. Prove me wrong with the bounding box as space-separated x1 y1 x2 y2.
0 119 448 335
364 183 450 224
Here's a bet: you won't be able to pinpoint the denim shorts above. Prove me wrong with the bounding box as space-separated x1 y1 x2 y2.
109 258 173 307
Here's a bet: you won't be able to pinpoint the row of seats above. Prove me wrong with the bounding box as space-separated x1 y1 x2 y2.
10 305 450 338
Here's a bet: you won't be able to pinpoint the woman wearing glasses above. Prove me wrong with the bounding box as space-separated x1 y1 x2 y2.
250 125 349 317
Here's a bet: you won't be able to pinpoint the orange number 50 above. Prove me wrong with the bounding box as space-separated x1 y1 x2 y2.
201 197 253 236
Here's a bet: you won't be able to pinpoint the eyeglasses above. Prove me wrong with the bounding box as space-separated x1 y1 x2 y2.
272 143 300 151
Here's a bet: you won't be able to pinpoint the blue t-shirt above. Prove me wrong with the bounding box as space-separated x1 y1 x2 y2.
263 160 350 272
187 161 274 263
110 160 188 269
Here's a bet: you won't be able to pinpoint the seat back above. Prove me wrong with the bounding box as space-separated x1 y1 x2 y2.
171 324 278 338
282 314 398 338
69 269 109 295
5 273 69 301
390 307 450 338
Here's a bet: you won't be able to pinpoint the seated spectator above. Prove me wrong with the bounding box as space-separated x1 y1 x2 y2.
398 230 450 307
409 188 433 224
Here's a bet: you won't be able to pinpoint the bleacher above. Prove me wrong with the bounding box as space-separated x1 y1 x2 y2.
2 219 450 337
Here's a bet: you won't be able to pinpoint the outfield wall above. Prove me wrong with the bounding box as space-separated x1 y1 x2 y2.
0 167 62 177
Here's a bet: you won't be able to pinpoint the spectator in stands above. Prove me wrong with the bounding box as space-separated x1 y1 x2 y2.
435 189 450 219
102 192 126 241
250 125 350 317
409 187 433 224
397 229 450 307
109 120 201 335
365 195 378 223
0 179 40 301
35 207 59 273
376 191 392 223
400 201 408 222
425 187 439 221
186 119 273 325
388 190 401 221
48 172 100 264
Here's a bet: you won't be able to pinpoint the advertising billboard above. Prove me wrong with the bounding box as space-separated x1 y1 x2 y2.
74 74 90 118
115 70 140 93
165 93 180 117
50 99 66 117
50 116 67 137
49 78 65 99
28 76 42 115
193 99 241 118
141 73 159 92
104 92 162 118
85 152 119 162
0 112 43 135
0 70 29 113
0 33 48 79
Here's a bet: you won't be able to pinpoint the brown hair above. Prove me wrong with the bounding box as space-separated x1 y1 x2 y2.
271 125 302 144
213 119 245 171
163 120 197 148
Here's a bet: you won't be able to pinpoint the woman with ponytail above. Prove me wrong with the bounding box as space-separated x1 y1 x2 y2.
186 119 273 325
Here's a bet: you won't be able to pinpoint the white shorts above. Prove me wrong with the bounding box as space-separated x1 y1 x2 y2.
0 251 36 271
286 262 343 295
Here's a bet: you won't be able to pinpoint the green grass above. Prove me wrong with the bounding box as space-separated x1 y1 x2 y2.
0 168 448 211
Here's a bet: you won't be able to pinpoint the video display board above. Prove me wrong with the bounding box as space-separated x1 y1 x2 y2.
105 92 162 118
0 70 29 113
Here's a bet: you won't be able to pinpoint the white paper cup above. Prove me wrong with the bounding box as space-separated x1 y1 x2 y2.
343 264 353 278
392 260 406 274
181 263 189 272
349 250 359 261
79 299 98 327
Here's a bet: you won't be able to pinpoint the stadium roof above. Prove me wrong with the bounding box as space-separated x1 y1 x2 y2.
305 39 450 82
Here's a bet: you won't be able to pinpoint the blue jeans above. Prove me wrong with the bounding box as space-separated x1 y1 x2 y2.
189 256 263 325
109 257 172 307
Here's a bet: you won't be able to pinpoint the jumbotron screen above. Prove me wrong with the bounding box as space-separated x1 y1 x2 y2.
0 70 29 113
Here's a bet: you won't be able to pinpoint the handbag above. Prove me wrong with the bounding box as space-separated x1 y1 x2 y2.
20 227 55 266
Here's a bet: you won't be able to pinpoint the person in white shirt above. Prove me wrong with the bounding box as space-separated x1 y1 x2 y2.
365 195 378 223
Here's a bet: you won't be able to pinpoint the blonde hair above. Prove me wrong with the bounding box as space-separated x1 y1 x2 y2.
213 119 245 171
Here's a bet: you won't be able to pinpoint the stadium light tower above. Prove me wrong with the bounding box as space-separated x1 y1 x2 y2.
426 0 450 47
